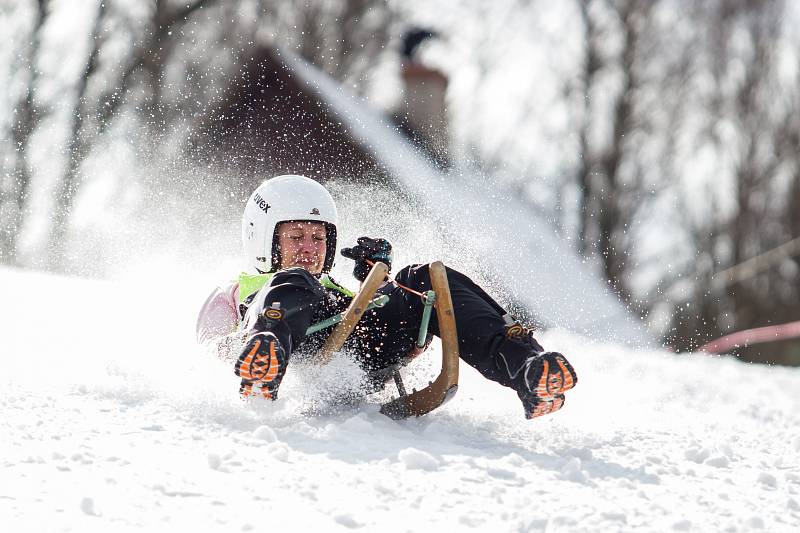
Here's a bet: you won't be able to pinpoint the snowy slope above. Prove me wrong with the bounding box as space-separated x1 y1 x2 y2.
1 266 799 532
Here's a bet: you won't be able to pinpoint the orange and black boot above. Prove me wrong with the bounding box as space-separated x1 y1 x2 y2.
517 351 577 419
495 323 578 419
235 304 292 400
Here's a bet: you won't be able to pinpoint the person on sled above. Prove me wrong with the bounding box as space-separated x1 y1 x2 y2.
196 174 577 419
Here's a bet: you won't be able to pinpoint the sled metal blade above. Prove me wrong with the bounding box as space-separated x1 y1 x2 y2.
317 261 389 364
380 261 460 419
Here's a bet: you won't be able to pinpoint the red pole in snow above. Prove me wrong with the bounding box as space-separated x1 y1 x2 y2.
700 320 800 354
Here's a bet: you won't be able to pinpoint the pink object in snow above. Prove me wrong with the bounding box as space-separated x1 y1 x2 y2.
196 281 241 345
700 320 800 353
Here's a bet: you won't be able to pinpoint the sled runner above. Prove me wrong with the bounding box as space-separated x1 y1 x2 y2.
316 261 391 363
379 261 460 419
313 261 460 419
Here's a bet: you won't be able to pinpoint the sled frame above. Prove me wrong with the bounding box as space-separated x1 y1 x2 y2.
316 261 390 364
379 261 460 419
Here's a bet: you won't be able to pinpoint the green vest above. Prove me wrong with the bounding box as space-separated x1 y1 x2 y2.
238 272 354 302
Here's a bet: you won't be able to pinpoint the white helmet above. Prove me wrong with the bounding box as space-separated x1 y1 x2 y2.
242 175 338 273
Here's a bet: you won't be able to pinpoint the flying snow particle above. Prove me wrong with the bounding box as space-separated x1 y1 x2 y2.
80 497 98 516
757 472 777 488
334 514 362 528
267 442 290 462
207 453 222 470
684 447 711 464
398 448 440 471
705 456 730 468
671 519 691 531
253 425 277 442
559 457 588 484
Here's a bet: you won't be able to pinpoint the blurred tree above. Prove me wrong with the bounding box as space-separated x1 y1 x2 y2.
4 0 397 268
412 0 800 362
48 1 107 268
9 0 797 364
1 0 49 266
663 0 800 363
574 0 661 303
261 0 397 90
47 0 220 266
571 0 693 312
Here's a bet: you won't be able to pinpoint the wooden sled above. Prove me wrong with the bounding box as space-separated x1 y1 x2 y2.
315 261 460 420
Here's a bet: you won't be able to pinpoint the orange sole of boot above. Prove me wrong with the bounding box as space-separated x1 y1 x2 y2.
533 355 576 398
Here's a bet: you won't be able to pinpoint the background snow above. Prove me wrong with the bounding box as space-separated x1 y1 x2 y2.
1 264 798 532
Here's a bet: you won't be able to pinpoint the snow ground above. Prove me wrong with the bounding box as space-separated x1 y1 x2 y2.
1 266 799 532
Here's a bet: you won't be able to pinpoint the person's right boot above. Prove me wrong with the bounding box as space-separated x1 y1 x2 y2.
494 324 578 419
235 304 292 400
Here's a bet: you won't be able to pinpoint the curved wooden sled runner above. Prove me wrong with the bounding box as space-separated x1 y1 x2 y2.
316 261 390 364
380 261 460 419
315 261 459 419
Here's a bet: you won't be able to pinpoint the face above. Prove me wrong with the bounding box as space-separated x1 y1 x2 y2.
276 221 327 274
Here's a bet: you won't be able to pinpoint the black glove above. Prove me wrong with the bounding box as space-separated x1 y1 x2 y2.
340 237 393 281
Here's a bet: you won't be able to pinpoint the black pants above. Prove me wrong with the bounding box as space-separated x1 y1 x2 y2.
245 264 526 390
